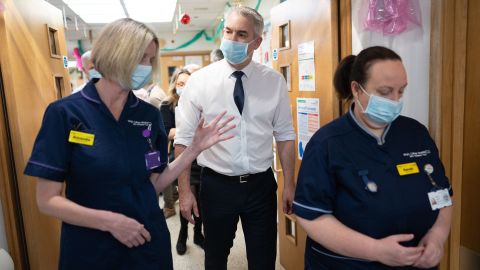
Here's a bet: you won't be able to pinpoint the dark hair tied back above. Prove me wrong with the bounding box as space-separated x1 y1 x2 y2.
333 46 402 101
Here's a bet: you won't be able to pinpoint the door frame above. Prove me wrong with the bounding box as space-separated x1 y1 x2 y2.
0 65 29 270
429 0 468 269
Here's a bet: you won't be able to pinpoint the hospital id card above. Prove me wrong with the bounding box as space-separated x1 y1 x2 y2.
145 150 161 170
427 188 452 210
68 130 95 146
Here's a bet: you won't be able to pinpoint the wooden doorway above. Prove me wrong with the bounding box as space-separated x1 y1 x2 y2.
159 51 211 91
270 1 340 269
0 64 29 270
0 0 70 269
430 0 480 269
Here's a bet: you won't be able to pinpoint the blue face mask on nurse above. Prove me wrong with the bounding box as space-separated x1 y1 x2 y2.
355 83 404 125
353 63 407 130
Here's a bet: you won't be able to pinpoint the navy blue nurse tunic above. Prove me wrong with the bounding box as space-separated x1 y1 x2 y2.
24 79 172 270
293 106 452 270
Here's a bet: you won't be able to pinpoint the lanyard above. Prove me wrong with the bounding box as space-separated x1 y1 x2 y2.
423 164 439 189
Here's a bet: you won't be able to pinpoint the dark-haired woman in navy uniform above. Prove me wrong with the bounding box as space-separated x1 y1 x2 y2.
24 18 233 270
293 46 453 270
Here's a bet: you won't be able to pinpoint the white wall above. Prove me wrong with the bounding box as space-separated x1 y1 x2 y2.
243 0 280 21
351 0 431 127
0 199 8 251
69 30 217 58
158 31 217 52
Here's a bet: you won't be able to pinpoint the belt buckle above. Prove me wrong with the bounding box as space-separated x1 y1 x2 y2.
239 174 249 183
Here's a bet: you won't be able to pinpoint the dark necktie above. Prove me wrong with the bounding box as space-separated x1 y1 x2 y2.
232 71 245 114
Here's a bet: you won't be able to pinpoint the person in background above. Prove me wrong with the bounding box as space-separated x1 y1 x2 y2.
175 6 296 269
210 48 224 63
184 63 202 74
160 68 191 220
160 67 205 255
72 50 101 93
147 82 167 108
293 46 453 270
24 18 234 270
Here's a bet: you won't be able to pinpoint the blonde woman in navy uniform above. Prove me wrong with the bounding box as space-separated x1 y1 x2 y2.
293 46 452 270
24 18 234 270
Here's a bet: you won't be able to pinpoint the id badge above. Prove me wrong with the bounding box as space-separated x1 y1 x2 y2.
145 150 161 170
427 188 452 210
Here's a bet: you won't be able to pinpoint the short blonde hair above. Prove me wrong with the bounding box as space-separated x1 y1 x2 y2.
91 18 159 89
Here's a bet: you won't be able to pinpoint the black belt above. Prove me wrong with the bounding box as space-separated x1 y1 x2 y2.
201 167 271 183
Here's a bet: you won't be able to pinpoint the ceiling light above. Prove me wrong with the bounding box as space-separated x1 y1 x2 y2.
124 0 177 23
63 0 126 24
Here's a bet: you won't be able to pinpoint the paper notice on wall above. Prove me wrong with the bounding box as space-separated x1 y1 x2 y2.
185 55 203 67
298 41 315 91
297 98 320 160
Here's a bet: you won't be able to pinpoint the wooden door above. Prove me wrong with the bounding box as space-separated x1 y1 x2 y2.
270 1 340 269
0 0 70 269
459 0 480 268
160 51 211 90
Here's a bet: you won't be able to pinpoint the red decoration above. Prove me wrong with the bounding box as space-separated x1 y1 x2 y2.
180 13 191 25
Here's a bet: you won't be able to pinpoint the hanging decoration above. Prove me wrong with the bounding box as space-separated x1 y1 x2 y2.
180 12 191 25
161 0 262 52
364 0 421 36
77 40 84 55
72 48 82 69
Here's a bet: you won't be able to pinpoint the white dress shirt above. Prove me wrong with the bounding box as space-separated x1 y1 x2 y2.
174 59 295 176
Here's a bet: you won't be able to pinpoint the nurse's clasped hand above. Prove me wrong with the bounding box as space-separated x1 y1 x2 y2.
413 229 445 268
106 212 151 248
374 234 424 266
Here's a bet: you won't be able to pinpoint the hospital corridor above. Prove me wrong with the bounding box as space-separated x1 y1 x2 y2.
0 0 479 269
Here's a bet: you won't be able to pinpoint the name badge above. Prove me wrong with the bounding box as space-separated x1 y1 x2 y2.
428 188 452 210
396 162 419 176
68 130 95 146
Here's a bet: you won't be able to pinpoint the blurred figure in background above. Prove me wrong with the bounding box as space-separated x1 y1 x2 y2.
210 48 224 63
160 67 206 255
72 50 100 93
184 63 202 74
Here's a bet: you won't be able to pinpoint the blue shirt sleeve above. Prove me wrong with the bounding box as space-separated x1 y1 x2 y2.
24 103 71 182
293 139 336 220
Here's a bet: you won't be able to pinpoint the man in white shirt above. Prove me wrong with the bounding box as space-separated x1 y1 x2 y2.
72 51 94 93
174 6 295 269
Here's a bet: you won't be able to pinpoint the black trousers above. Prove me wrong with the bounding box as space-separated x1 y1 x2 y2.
200 167 277 270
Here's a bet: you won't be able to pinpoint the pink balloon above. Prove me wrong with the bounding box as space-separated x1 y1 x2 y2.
364 0 422 36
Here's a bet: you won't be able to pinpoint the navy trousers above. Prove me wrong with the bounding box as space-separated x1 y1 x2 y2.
200 167 277 270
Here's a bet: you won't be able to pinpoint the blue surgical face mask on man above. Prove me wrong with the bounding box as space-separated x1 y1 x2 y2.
88 69 102 79
131 64 152 90
220 38 255 65
356 84 403 125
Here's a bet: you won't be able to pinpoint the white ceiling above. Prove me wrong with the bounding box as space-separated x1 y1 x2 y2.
44 0 230 41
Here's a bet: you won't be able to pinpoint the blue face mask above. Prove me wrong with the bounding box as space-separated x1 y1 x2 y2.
176 86 184 96
131 65 152 90
357 84 403 125
88 69 102 79
220 38 254 65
